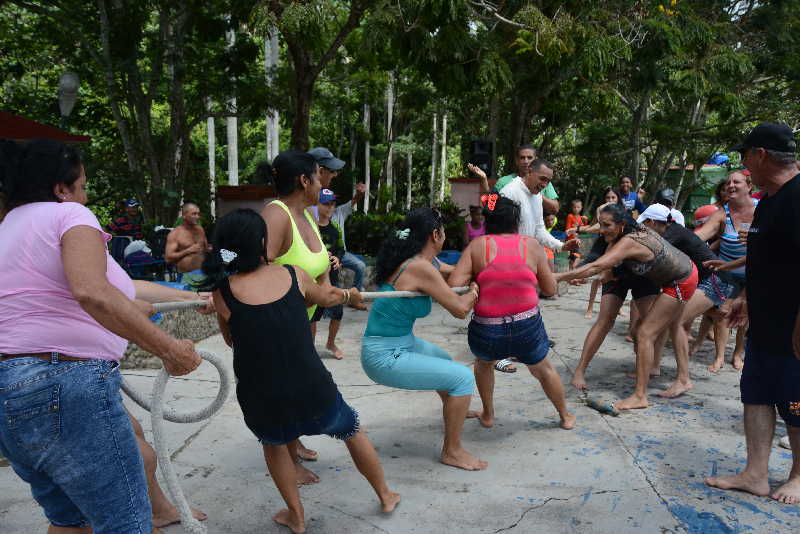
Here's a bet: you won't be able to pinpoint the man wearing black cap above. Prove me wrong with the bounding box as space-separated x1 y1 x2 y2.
706 122 800 505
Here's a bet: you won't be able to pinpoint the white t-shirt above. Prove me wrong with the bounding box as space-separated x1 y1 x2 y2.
500 177 563 251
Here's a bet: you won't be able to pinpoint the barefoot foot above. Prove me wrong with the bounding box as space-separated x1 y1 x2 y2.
295 463 320 485
732 357 744 370
657 380 694 399
705 473 770 497
584 311 593 319
441 448 488 471
708 360 724 373
380 491 402 513
296 441 318 461
273 508 306 534
613 394 649 410
560 413 576 430
772 476 800 504
467 410 494 428
152 506 208 528
326 344 344 360
625 335 634 343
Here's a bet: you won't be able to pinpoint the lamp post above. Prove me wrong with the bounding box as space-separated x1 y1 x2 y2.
58 72 79 130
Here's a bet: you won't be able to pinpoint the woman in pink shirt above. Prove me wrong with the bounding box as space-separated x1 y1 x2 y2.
449 197 576 431
0 140 201 534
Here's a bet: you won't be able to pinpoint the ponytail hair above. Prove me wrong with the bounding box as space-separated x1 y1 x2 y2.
258 150 318 196
0 139 83 210
201 209 267 290
375 207 444 283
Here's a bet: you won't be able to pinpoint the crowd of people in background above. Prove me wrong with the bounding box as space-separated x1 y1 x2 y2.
1 121 799 534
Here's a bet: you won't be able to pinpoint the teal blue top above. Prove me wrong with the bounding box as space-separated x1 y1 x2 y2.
363 283 431 337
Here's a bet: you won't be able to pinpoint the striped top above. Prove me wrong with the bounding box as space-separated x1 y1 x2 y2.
718 200 757 279
474 235 539 317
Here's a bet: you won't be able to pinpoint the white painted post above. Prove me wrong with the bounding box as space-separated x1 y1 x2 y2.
226 25 238 185
385 72 395 211
439 112 447 201
406 151 413 210
207 98 216 217
264 28 280 160
363 102 371 213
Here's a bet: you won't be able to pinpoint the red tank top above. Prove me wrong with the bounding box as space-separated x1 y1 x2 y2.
474 235 540 317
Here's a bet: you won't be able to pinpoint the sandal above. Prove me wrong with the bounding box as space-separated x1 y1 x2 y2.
494 358 517 373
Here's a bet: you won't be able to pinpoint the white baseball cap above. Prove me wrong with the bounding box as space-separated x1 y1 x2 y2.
637 204 671 224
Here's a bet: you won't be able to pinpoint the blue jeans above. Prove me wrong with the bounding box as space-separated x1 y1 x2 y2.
0 357 151 533
468 312 551 366
361 334 475 396
342 251 366 290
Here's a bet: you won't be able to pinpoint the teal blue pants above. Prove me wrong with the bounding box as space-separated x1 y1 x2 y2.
361 334 475 397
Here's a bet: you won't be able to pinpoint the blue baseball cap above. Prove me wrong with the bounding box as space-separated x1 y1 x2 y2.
319 189 337 204
125 199 140 208
308 147 345 170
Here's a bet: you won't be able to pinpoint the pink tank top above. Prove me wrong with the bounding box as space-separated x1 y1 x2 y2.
474 235 540 317
466 220 486 242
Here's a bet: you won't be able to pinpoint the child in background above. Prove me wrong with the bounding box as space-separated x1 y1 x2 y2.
312 189 347 359
464 205 486 243
565 199 587 269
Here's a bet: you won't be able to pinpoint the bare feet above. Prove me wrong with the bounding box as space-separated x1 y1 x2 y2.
708 359 724 373
705 472 770 497
613 394 649 410
732 356 744 370
584 311 593 319
657 380 694 399
625 335 634 343
380 491 402 513
467 409 494 428
441 447 488 471
326 344 344 360
295 463 320 485
772 477 800 504
560 413 576 430
152 506 208 528
571 372 588 391
273 508 306 534
296 441 318 461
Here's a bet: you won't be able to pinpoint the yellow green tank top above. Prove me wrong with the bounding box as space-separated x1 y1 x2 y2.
271 200 330 318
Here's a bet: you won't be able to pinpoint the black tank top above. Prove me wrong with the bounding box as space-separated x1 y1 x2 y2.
219 265 338 429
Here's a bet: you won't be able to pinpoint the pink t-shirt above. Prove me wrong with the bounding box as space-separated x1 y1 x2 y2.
0 202 135 360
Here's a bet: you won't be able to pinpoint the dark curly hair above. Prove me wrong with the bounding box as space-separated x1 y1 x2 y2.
258 150 318 196
484 197 521 235
601 187 623 206
201 209 268 290
599 203 643 238
375 207 444 283
0 139 83 210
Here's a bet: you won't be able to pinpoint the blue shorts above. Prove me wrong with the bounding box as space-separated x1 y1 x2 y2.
697 272 743 308
0 357 151 533
740 340 800 427
468 312 550 366
250 391 359 446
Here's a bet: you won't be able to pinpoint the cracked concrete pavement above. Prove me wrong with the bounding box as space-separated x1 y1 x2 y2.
2 284 798 533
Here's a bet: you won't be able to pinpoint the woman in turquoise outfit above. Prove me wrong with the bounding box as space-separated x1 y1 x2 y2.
362 208 486 471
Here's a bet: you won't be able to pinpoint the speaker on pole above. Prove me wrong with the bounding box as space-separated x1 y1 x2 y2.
468 140 494 178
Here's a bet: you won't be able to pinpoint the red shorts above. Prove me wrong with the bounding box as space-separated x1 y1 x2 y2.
662 263 698 302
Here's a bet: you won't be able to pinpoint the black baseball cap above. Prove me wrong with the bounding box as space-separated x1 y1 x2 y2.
730 122 797 153
655 188 675 206
307 147 345 170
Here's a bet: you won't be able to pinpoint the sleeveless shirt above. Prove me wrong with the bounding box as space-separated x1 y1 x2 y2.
622 227 692 286
363 259 432 338
718 200 757 279
219 265 338 429
270 200 330 318
474 235 539 317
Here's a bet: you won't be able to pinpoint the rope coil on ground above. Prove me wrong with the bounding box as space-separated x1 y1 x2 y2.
121 349 231 534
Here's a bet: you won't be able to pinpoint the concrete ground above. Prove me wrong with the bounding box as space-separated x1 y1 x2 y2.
2 284 798 534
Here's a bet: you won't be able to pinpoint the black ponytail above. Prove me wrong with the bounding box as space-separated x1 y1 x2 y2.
200 209 267 290
0 139 82 210
599 203 643 237
375 207 444 283
260 150 318 196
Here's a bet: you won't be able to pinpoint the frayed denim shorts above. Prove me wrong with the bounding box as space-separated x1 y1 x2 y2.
468 312 551 366
697 272 743 308
0 357 151 534
251 391 360 446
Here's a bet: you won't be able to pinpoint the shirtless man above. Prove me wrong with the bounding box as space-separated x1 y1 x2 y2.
166 203 208 275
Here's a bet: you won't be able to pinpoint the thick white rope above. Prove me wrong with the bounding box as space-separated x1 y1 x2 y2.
121 349 231 534
153 286 471 313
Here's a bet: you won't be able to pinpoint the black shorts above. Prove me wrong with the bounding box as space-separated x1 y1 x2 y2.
601 275 660 301
740 339 800 427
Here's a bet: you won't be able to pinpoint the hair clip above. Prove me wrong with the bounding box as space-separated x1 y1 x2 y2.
219 248 238 264
480 193 499 211
396 228 411 240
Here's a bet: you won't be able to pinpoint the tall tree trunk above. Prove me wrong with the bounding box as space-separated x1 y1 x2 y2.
207 97 216 217
363 102 371 213
264 27 280 160
226 22 238 185
406 151 413 210
430 113 438 206
385 72 395 211
439 112 447 202
630 91 651 184
349 125 357 197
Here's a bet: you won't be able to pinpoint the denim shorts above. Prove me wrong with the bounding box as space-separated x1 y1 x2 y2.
740 339 800 427
0 357 151 533
468 312 551 366
697 272 743 308
250 391 360 446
